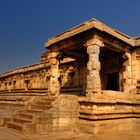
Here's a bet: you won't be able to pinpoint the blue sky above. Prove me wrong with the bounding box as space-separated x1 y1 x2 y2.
0 0 140 73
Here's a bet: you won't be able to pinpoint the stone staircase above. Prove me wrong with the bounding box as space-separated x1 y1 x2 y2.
6 96 56 135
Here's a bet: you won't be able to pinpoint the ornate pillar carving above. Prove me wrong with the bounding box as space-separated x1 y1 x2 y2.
85 35 103 96
48 52 60 96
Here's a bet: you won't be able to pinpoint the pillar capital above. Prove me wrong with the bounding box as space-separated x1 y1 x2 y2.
122 52 131 66
85 34 104 47
47 51 60 59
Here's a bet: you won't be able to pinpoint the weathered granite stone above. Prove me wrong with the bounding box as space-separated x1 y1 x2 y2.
48 52 60 96
86 43 101 96
1 18 140 136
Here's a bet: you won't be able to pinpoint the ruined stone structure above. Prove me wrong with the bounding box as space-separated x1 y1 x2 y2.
0 18 140 135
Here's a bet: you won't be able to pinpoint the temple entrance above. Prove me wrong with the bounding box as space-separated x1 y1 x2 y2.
106 72 119 91
100 47 124 91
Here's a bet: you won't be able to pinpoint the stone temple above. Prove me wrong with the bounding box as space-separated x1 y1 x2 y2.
0 18 140 135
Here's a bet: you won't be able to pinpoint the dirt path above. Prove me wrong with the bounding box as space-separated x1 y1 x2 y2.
0 127 140 140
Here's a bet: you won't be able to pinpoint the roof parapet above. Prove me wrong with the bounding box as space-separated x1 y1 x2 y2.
0 63 49 78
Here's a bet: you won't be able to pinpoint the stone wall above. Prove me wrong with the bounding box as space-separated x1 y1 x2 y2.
0 67 49 91
0 60 87 93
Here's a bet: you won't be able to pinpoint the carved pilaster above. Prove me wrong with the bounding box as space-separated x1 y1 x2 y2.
48 52 60 96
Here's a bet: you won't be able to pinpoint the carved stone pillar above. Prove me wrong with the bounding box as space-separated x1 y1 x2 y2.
123 52 132 93
48 52 60 96
85 35 103 96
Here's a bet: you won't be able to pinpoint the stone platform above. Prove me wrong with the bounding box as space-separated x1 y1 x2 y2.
0 91 140 136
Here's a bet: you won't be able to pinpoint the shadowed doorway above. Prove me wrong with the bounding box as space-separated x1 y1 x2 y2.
106 72 119 91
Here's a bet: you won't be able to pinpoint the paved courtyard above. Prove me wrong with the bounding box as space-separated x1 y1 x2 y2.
0 127 140 140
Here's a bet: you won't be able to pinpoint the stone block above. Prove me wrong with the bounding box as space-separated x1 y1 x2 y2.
76 119 134 134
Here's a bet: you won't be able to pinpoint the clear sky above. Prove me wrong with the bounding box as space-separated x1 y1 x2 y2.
0 0 140 73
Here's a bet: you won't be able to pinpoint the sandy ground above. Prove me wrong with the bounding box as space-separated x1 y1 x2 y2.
0 127 140 140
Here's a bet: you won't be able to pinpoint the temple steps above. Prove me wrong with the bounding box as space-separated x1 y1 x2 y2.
30 104 52 110
40 98 56 102
13 117 32 124
35 100 54 105
24 109 43 113
7 122 23 132
18 112 33 119
0 102 24 107
6 96 56 135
